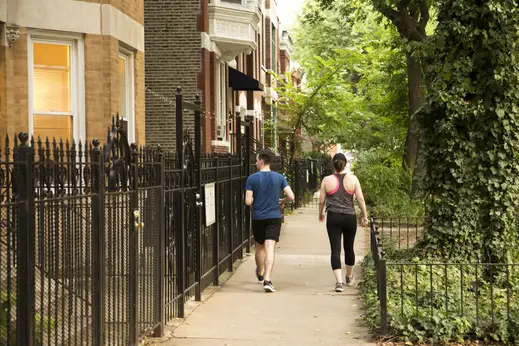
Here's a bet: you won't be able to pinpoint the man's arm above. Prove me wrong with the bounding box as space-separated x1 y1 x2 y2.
245 176 254 206
245 190 254 206
319 178 327 221
280 186 295 203
278 175 295 204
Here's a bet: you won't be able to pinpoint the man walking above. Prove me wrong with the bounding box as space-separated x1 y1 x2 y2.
245 149 294 292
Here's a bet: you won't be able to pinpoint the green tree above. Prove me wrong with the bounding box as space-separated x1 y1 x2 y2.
316 0 433 172
419 0 519 264
277 1 409 160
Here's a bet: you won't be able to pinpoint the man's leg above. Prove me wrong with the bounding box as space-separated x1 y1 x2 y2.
252 219 266 281
255 242 265 277
263 239 276 282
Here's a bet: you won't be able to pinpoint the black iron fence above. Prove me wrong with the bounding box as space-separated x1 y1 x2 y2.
369 214 519 342
0 88 329 346
246 137 324 209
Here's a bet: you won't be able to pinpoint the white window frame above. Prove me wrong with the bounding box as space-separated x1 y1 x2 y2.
215 59 227 141
118 46 136 144
28 33 85 142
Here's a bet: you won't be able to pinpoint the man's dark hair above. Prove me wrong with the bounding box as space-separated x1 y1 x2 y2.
258 149 275 165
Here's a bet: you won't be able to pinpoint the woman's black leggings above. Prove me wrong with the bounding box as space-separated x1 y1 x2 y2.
326 211 357 269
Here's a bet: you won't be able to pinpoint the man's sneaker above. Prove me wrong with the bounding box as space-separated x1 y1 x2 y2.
263 280 276 292
335 282 344 292
345 275 354 286
256 268 264 282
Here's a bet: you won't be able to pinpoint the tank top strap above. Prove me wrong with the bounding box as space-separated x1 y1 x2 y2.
334 173 346 188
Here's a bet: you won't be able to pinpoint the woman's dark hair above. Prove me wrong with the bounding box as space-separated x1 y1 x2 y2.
333 159 346 172
332 152 347 172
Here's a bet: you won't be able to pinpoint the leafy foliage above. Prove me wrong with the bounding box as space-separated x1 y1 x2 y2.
1 292 55 345
354 150 424 217
418 0 519 263
277 0 409 158
360 243 519 344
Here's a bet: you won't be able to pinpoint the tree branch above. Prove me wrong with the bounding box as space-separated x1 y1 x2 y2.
377 0 427 42
418 0 429 35
287 64 344 164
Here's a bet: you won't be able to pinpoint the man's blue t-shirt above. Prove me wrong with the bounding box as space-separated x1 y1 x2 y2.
246 171 288 220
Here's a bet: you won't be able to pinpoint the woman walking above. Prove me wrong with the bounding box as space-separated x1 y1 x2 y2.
318 153 368 292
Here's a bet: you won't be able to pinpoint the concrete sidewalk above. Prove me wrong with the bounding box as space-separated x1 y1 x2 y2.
154 206 374 346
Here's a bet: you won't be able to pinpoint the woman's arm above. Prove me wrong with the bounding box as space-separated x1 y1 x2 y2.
354 178 368 227
319 178 327 221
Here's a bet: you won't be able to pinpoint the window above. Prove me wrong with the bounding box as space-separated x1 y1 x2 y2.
29 39 78 141
118 48 135 144
221 0 242 4
216 60 227 141
261 15 265 67
271 24 276 73
271 104 277 149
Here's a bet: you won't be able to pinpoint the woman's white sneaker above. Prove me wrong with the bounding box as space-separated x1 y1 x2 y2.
263 280 276 292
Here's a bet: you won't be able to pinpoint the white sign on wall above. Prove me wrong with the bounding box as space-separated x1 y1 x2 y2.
204 183 216 227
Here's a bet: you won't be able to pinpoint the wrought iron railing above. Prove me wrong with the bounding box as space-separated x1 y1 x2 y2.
369 213 519 343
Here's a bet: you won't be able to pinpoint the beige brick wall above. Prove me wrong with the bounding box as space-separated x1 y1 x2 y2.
135 51 145 146
76 0 144 25
0 27 29 143
84 35 145 146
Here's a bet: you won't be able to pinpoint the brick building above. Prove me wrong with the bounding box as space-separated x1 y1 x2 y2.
0 0 145 145
145 0 269 153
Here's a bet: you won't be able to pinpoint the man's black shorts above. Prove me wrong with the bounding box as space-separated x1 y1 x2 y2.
252 218 282 244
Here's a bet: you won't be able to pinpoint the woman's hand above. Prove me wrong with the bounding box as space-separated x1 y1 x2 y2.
361 215 368 227
319 213 325 222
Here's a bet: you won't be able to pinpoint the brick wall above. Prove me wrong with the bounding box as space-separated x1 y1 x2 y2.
0 30 144 146
1 1 145 146
280 50 290 74
0 27 29 141
83 35 146 146
144 0 208 152
265 17 272 85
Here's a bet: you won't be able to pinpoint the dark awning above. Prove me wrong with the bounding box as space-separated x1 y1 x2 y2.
228 67 264 91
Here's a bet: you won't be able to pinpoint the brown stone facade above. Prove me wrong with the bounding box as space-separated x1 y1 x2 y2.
280 50 290 75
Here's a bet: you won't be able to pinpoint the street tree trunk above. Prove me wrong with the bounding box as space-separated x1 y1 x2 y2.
403 52 423 171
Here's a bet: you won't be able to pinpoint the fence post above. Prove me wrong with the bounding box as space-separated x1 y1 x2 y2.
154 146 165 337
379 258 388 335
228 154 234 272
194 95 203 302
176 87 186 318
91 139 106 346
129 143 140 344
244 123 251 253
294 160 300 209
213 155 220 286
15 132 35 346
236 115 244 258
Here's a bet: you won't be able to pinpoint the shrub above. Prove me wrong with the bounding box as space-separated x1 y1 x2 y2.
354 150 423 218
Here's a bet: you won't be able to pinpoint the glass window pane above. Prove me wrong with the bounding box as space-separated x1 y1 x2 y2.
33 43 71 112
119 55 127 119
33 115 72 141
